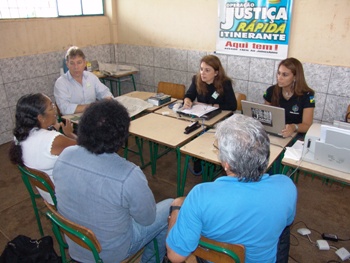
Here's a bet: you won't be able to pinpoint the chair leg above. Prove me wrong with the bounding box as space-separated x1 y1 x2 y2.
153 238 160 263
22 174 45 236
30 196 44 236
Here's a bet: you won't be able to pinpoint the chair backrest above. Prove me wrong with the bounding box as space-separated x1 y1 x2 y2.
346 104 350 122
235 92 247 112
18 166 57 206
44 201 103 263
193 236 245 263
157 81 186 100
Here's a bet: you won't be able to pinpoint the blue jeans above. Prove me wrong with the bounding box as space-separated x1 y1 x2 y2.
126 198 173 263
276 225 291 263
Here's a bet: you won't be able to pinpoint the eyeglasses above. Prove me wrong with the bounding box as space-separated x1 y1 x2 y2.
212 141 219 150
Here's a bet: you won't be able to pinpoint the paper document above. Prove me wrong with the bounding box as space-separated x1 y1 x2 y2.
98 62 138 76
284 140 304 161
114 96 153 118
177 104 218 118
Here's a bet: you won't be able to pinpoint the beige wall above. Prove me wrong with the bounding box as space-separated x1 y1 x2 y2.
116 0 350 67
0 16 111 59
0 0 349 67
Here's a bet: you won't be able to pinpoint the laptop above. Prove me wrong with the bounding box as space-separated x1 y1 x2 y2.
241 100 285 137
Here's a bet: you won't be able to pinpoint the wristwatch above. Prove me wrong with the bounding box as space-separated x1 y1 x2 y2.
169 205 181 216
294 124 299 132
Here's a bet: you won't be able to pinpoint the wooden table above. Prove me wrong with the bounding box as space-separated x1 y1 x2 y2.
154 106 233 128
281 157 350 184
61 91 177 123
94 69 138 96
178 131 294 196
129 113 203 195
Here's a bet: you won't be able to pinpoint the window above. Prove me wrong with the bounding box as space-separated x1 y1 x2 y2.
0 0 103 19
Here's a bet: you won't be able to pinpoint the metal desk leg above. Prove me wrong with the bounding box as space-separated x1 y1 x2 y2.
179 155 191 197
135 137 144 167
117 79 121 96
131 74 136 91
202 162 216 182
148 141 159 175
175 148 183 197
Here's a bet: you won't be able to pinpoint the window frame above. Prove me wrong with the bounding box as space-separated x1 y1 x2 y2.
0 0 104 20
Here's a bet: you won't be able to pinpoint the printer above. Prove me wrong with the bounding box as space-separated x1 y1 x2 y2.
302 123 350 173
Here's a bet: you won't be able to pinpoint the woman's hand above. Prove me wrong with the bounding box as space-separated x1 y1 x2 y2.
60 119 77 140
282 124 296 138
183 98 193 109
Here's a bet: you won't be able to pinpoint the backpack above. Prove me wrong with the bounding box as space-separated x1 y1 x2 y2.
0 235 61 263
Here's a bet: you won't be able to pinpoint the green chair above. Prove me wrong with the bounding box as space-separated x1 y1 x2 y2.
18 165 56 236
45 201 160 263
193 236 245 263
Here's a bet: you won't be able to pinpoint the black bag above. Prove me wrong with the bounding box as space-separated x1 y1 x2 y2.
0 235 61 263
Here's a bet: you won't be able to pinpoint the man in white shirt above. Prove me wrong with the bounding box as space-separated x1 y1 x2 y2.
54 46 113 115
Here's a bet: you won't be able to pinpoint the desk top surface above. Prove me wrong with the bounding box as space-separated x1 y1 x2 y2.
129 113 203 148
268 133 296 148
154 106 232 127
93 69 138 79
282 157 350 183
123 91 176 112
61 113 82 124
180 130 285 170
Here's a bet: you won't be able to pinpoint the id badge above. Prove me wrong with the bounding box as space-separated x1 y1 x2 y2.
212 91 219 99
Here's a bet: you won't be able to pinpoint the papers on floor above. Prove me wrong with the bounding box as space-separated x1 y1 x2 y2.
284 140 304 161
114 96 153 118
177 104 218 118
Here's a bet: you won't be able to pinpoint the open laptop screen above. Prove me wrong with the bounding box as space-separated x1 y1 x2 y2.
241 100 285 137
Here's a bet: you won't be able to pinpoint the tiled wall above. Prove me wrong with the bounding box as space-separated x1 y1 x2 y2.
0 44 349 144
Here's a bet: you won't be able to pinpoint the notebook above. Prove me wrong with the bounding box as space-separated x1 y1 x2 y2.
177 104 222 120
241 100 285 137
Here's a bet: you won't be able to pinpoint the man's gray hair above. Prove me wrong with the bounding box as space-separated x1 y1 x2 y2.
65 46 86 61
215 114 270 182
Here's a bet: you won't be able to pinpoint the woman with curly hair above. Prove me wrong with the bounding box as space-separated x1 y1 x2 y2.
53 99 173 263
9 93 76 202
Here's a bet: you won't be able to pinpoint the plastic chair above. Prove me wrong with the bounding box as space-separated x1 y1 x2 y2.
192 236 245 263
18 166 56 236
45 201 160 263
235 92 247 112
157 81 186 100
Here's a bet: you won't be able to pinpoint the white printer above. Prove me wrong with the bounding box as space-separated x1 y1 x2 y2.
302 123 350 173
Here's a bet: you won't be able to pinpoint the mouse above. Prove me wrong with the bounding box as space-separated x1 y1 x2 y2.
297 228 311 236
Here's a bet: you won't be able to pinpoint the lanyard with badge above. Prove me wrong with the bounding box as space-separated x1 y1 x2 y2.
212 91 219 99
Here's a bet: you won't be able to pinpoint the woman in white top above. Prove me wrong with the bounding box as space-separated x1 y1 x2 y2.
9 93 77 203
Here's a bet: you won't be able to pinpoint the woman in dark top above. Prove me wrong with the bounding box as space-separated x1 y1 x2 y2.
183 55 237 111
264 57 315 138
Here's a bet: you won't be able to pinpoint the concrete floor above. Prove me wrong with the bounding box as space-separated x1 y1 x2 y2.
0 140 349 262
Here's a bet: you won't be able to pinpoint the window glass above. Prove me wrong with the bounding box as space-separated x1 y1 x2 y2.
0 0 103 19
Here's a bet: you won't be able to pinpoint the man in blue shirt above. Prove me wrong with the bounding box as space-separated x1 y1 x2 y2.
166 114 297 263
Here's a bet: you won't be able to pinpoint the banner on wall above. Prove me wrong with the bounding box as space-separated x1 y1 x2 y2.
216 0 294 59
